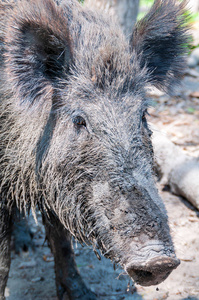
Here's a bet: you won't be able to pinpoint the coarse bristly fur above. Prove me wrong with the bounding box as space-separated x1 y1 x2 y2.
0 0 190 297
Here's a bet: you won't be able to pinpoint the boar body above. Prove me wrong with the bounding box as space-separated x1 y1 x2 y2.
0 0 189 299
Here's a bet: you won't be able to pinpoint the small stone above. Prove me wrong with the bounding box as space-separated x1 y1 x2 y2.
31 276 44 282
191 48 199 64
18 259 37 269
74 249 81 256
188 56 198 68
43 254 54 262
5 287 10 297
185 68 199 78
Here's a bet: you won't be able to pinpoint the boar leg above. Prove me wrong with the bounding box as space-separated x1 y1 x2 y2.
12 209 34 254
43 212 97 300
0 205 12 300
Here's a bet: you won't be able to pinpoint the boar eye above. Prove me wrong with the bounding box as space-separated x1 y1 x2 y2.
73 115 87 127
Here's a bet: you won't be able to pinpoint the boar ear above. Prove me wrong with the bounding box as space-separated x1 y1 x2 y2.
5 0 73 105
130 0 190 92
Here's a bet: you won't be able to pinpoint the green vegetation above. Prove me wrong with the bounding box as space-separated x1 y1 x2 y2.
139 0 199 22
138 0 153 20
187 107 196 114
189 12 199 24
79 0 199 50
140 0 153 6
139 0 199 50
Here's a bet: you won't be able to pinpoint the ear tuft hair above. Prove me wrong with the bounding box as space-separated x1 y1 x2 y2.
4 0 73 106
130 0 191 92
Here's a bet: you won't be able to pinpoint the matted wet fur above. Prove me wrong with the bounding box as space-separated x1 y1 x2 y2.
0 0 190 299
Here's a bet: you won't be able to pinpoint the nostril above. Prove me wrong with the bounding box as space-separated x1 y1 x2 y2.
134 270 153 279
130 269 154 284
126 266 157 286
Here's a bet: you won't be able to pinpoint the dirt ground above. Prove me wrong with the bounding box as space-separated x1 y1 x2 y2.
4 25 199 300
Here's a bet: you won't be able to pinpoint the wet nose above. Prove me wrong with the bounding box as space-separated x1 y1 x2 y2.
125 256 180 286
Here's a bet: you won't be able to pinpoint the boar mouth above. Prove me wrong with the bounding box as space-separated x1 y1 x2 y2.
125 256 180 286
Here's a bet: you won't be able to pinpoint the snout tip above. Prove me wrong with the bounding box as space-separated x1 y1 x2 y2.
126 256 180 286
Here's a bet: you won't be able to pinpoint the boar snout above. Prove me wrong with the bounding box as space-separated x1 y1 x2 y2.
126 256 180 286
